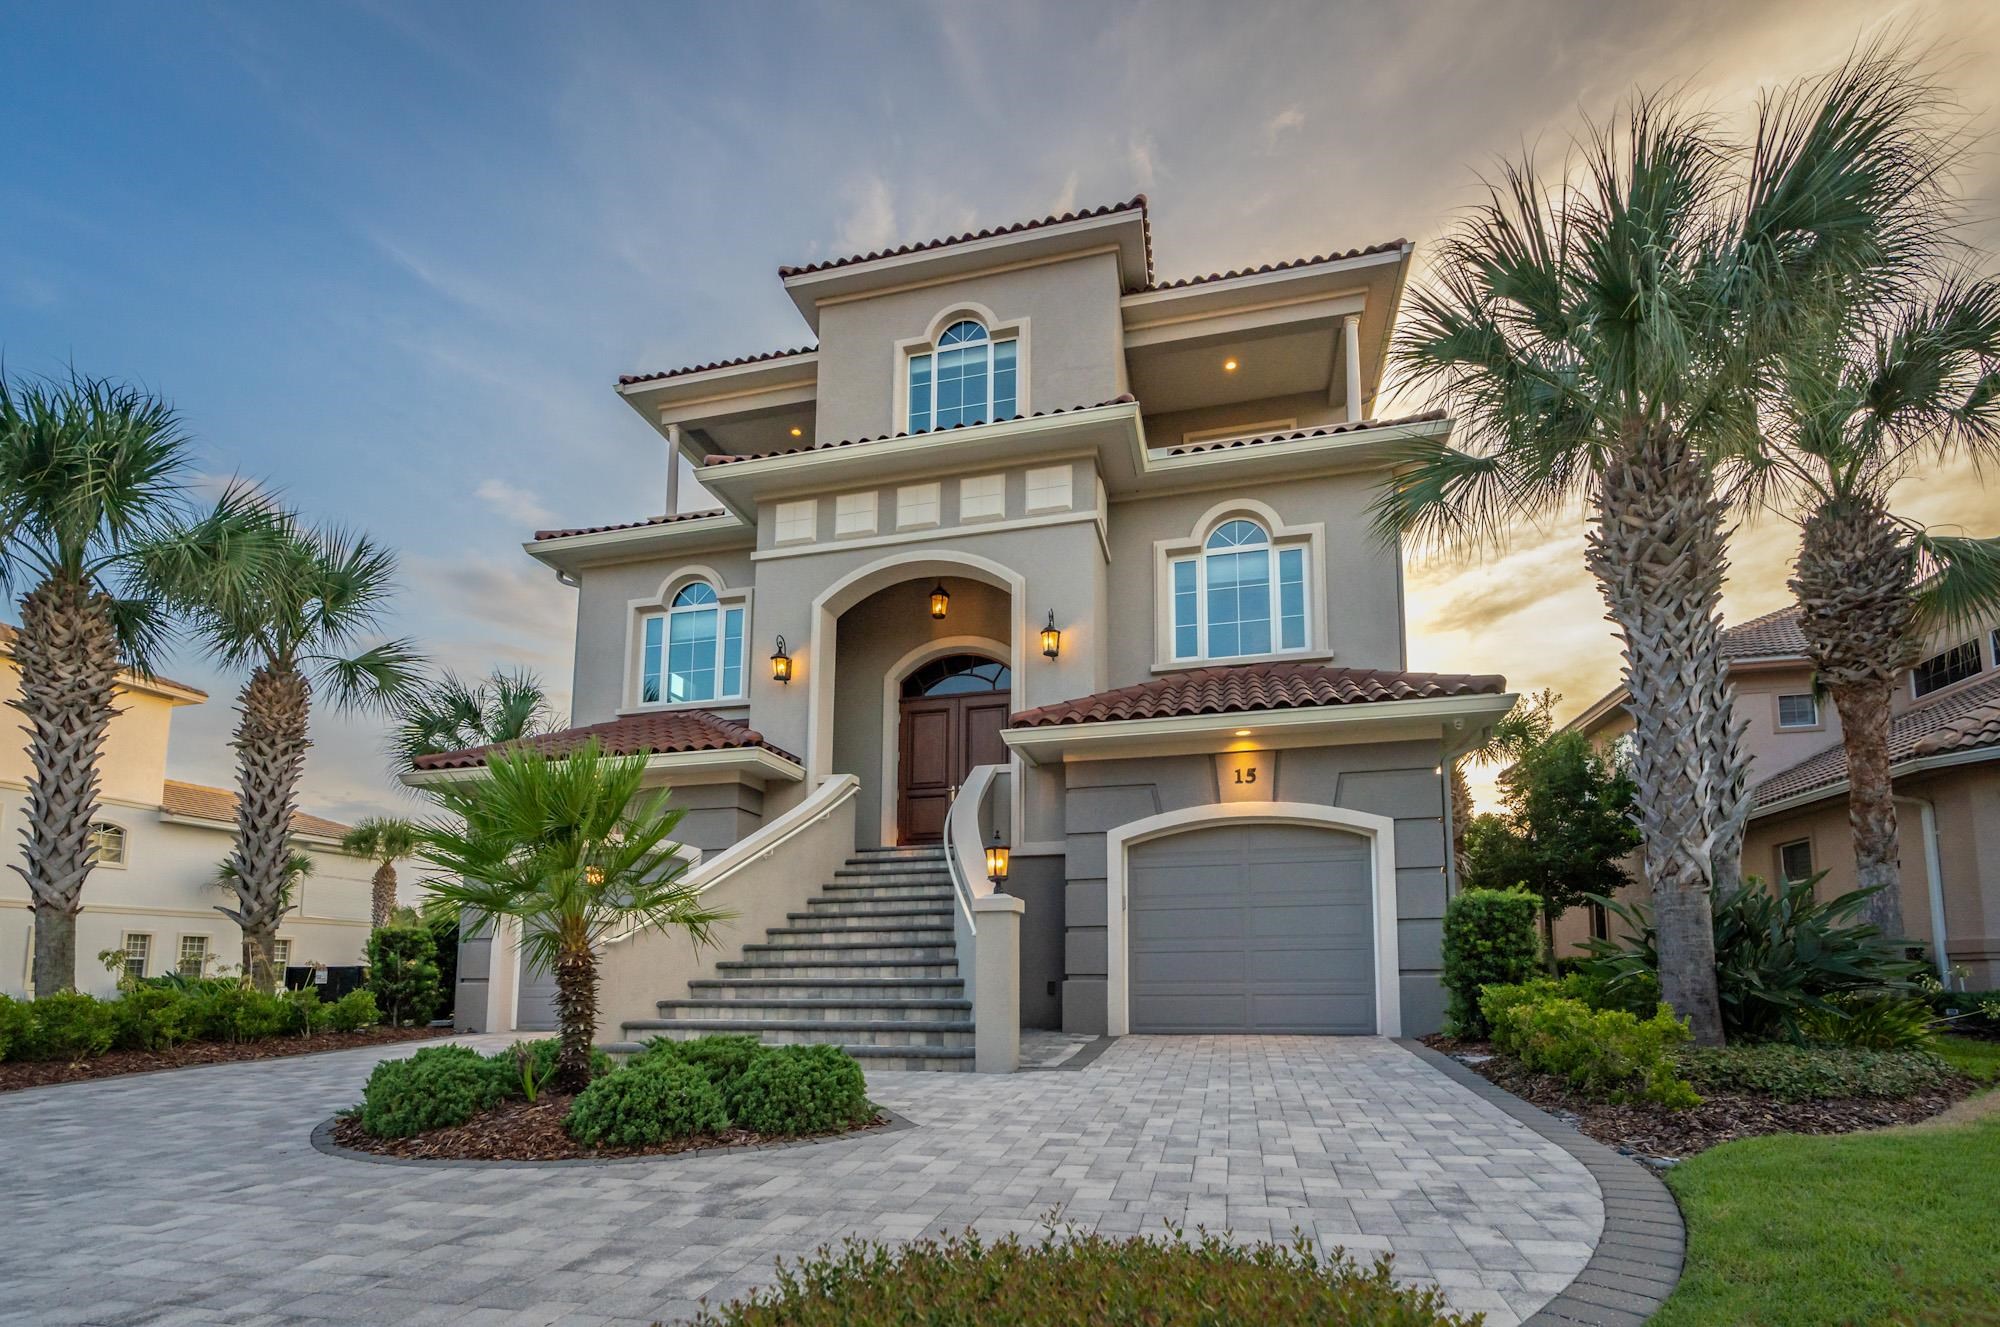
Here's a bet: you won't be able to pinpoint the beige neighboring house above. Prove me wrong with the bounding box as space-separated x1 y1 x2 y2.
1563 604 2000 987
409 195 1518 1066
0 625 390 997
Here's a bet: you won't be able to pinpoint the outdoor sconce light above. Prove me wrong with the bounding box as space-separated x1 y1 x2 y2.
770 635 792 684
1040 610 1062 660
929 582 950 619
985 830 1010 890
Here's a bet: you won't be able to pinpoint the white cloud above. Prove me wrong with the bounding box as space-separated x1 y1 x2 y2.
1264 106 1305 147
1050 169 1079 215
475 478 554 528
835 175 899 255
1127 137 1158 189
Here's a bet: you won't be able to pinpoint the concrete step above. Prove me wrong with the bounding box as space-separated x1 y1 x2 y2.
659 997 972 1022
850 847 947 861
688 977 966 1001
626 1017 975 1049
816 881 957 901
833 865 955 881
763 924 954 945
798 900 953 922
714 957 960 979
739 940 955 963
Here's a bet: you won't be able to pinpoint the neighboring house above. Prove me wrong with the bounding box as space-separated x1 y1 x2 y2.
411 196 1515 1060
1563 604 2000 987
0 625 388 996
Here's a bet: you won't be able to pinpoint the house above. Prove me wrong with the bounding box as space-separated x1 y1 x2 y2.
1562 603 2000 987
0 625 388 996
410 196 1516 1064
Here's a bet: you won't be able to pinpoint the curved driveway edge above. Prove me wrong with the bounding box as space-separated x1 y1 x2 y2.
1399 1040 1685 1326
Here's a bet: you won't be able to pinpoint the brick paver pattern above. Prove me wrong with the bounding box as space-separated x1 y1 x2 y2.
0 1034 1602 1327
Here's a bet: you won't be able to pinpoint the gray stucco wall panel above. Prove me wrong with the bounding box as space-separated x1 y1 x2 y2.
1063 977 1108 1035
1335 768 1444 820
1397 866 1447 920
1064 878 1108 928
1399 973 1449 1035
1394 818 1447 871
1398 917 1444 971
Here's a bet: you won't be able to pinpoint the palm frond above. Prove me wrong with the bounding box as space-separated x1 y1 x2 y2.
316 638 426 715
1913 532 2000 635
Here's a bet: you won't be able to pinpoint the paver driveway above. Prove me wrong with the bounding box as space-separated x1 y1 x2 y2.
0 1034 1602 1327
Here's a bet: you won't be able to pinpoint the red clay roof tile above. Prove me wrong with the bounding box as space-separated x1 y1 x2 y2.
1755 670 2000 807
1144 240 1409 292
411 710 800 772
533 509 733 543
1165 411 1448 456
700 396 1138 467
160 780 351 840
1010 661 1506 728
1721 606 1810 660
617 346 817 388
779 196 1152 282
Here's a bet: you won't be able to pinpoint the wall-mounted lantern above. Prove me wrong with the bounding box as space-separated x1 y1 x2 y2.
929 582 951 619
770 635 792 684
984 829 1010 890
1040 610 1062 660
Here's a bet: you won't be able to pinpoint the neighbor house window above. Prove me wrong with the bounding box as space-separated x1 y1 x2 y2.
1168 519 1309 661
1778 839 1815 883
640 581 745 705
177 935 210 977
271 939 292 971
90 822 126 866
121 933 151 980
1776 693 1820 729
908 320 1017 433
1912 640 1982 697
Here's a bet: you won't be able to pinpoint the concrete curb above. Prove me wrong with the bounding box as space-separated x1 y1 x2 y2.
310 1105 916 1170
1399 1040 1685 1326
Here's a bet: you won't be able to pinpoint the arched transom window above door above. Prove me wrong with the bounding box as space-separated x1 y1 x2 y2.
905 317 1020 434
902 654 1011 697
631 576 750 708
1154 505 1326 669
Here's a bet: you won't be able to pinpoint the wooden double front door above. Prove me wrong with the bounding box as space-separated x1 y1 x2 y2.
896 655 1011 844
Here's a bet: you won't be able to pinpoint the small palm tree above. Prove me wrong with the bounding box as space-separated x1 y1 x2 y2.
164 518 422 990
343 817 423 928
390 667 551 771
416 741 728 1091
0 371 273 995
1375 48 1944 1045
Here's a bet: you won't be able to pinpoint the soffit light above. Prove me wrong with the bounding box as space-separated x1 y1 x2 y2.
1223 358 1239 372
929 583 950 619
789 426 804 437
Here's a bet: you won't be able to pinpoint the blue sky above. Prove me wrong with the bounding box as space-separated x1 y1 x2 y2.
5 0 1996 818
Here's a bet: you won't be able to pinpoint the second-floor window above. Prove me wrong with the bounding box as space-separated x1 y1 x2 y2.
909 320 1016 433
1169 519 1309 661
90 822 127 866
1912 639 1982 698
641 582 745 704
1776 693 1819 729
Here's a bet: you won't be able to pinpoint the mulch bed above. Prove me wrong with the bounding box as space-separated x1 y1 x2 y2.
0 1026 448 1093
1424 1035 1976 1160
329 1096 893 1162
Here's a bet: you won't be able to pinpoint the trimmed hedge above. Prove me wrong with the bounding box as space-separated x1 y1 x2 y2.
566 1058 729 1147
323 989 380 1033
725 1044 873 1136
19 991 117 1062
1678 1044 1963 1102
1440 888 1540 1037
0 995 32 1060
643 1033 764 1092
358 1045 505 1137
1485 983 1699 1107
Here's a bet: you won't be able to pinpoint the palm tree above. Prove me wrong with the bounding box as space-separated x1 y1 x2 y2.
166 519 421 990
390 667 551 771
343 816 423 928
1450 689 1557 877
416 741 728 1091
1375 49 1944 1045
0 371 272 995
1744 279 2000 938
212 850 314 923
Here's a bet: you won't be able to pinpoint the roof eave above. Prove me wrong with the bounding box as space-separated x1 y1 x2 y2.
1752 744 2000 818
401 745 805 789
523 512 754 576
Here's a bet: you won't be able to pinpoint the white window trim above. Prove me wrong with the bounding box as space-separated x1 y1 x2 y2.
1774 692 1822 731
623 568 753 713
176 933 212 977
90 821 128 869
1777 837 1815 882
1151 499 1330 672
1180 417 1298 446
893 305 1030 435
121 932 152 979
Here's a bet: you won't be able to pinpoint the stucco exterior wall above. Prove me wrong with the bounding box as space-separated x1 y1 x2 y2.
0 659 180 806
1141 390 1352 447
569 546 759 726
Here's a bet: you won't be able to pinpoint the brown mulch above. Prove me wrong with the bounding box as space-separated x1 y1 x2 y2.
0 1026 448 1093
1423 1035 1974 1159
329 1096 893 1162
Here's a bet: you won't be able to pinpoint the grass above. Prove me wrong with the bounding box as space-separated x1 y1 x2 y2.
1651 1109 2000 1326
1934 1035 2000 1085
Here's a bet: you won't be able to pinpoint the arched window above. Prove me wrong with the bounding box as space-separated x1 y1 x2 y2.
908 318 1017 433
90 822 127 867
1168 518 1309 661
902 655 1011 697
640 580 746 704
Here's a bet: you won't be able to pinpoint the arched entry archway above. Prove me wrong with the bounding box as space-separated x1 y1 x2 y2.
894 652 1012 843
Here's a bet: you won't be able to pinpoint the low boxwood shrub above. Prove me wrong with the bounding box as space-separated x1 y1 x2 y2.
282 988 332 1036
323 989 379 1033
1487 988 1699 1107
724 1044 872 1136
0 994 35 1060
566 1058 729 1147
21 991 117 1062
359 1044 505 1138
642 1034 766 1091
489 1038 612 1098
108 986 198 1051
1440 888 1540 1037
1678 1044 1962 1102
686 1226 1476 1327
180 986 293 1043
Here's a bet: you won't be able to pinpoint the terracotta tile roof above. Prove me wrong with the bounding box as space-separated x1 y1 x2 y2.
1754 671 2000 807
779 196 1152 283
410 710 801 772
1165 410 1448 457
1722 605 1810 660
617 346 816 388
533 508 732 543
160 780 351 840
1009 661 1507 729
701 396 1137 467
1144 239 1409 292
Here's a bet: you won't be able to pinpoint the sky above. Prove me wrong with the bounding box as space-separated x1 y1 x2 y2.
3 0 1997 821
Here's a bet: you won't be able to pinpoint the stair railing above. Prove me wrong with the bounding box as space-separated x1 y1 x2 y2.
945 763 1008 1008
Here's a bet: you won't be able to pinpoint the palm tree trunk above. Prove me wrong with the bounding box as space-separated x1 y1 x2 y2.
1790 498 1919 940
551 947 599 1094
370 861 399 929
8 580 120 997
1583 425 1741 1047
231 662 311 992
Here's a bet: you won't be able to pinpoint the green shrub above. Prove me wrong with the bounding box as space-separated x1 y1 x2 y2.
1799 994 1936 1050
1930 988 2000 1036
0 994 33 1061
1678 1043 1962 1102
488 1038 612 1096
108 986 197 1051
323 989 379 1033
365 923 442 1027
1488 990 1699 1107
21 991 116 1062
1440 888 1541 1037
686 1226 1474 1327
565 1058 729 1147
724 1044 872 1136
180 985 292 1043
358 1044 504 1138
641 1034 766 1091
282 988 332 1036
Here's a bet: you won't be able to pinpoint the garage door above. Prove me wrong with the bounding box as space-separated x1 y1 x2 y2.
1127 822 1375 1034
516 955 558 1031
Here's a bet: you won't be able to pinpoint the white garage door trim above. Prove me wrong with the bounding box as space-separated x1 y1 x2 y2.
1105 801 1401 1038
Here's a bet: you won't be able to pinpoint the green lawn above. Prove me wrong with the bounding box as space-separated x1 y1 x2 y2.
1650 1108 2000 1326
1935 1035 2000 1084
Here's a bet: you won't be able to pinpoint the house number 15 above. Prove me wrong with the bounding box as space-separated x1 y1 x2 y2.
1233 767 1257 785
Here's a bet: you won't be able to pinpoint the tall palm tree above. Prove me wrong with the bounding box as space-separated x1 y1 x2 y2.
167 519 422 990
212 850 314 920
390 667 551 771
1375 49 1944 1045
343 816 423 928
417 741 727 1091
1744 279 2000 938
0 371 272 995
1450 689 1557 877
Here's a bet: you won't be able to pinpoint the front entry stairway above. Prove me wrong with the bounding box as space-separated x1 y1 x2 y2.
619 844 974 1071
